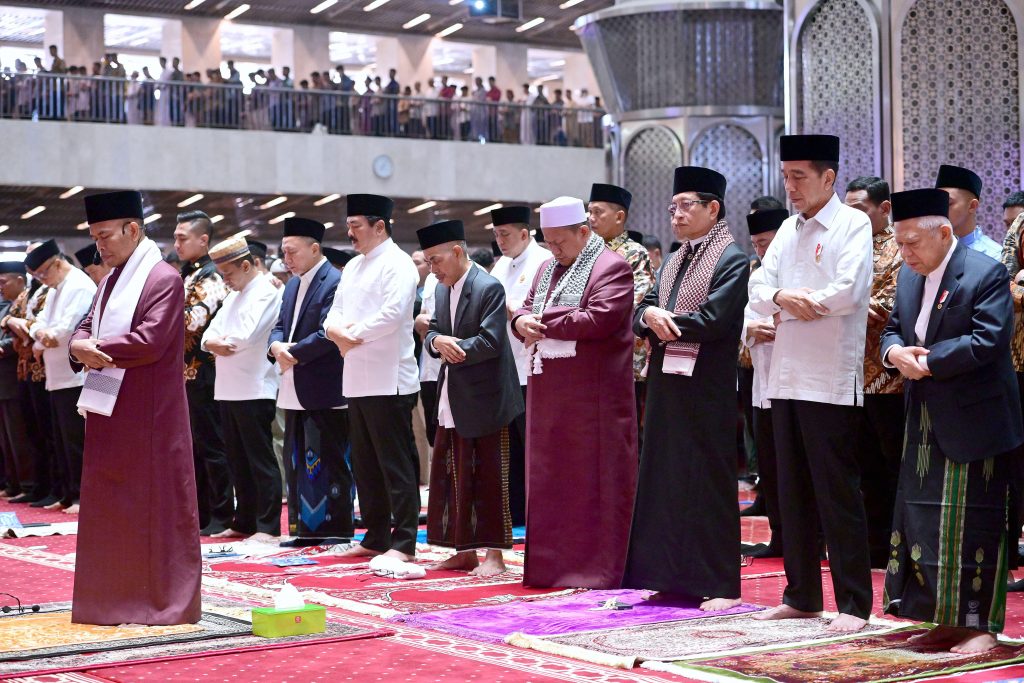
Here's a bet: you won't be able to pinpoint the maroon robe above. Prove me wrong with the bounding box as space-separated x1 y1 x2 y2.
513 248 638 589
69 260 201 625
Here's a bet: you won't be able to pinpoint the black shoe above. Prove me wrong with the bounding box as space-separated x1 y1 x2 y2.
1009 578 1024 592
279 537 350 548
746 543 783 559
740 496 766 517
199 524 228 536
30 495 60 508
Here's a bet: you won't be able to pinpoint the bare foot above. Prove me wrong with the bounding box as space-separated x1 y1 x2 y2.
826 613 868 633
249 532 278 543
44 501 64 511
950 631 999 655
908 625 964 647
62 504 80 515
383 548 415 562
701 597 742 612
334 543 382 558
469 550 507 577
430 551 479 571
211 528 248 539
752 604 822 621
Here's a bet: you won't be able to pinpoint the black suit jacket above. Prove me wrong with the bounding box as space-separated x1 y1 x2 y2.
268 262 345 411
0 300 16 401
425 266 523 439
881 241 1023 462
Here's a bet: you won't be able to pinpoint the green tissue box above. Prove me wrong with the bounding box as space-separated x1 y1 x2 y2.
251 604 326 638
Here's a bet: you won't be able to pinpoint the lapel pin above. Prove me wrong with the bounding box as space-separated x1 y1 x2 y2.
937 289 949 310
814 243 823 263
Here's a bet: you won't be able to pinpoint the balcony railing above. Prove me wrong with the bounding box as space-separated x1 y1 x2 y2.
0 72 607 148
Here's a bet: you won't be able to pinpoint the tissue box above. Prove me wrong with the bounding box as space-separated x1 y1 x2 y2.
250 604 327 638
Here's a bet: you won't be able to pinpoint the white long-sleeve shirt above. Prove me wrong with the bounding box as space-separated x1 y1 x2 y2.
202 274 282 401
32 266 96 391
276 257 328 411
742 302 775 410
488 239 549 385
748 193 873 406
324 238 419 398
418 272 443 383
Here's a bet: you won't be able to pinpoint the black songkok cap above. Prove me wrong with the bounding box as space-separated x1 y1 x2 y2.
491 241 502 258
746 208 790 236
891 189 950 223
589 183 632 210
245 238 268 260
323 246 355 268
0 261 26 275
490 205 532 227
779 134 840 162
627 230 643 243
673 166 727 199
417 220 465 250
84 190 144 224
347 194 394 220
935 164 983 198
24 239 60 271
283 217 326 243
74 243 101 268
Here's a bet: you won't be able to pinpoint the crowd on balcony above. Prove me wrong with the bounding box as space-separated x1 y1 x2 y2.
0 48 606 147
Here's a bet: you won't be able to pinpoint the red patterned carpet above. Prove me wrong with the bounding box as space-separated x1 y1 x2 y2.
3 491 1024 683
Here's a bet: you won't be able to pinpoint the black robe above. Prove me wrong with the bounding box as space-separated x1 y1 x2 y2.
623 242 749 599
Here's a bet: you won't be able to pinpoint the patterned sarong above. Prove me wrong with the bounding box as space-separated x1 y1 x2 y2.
427 426 512 551
883 400 1010 632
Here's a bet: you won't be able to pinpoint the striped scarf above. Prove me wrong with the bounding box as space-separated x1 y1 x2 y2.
657 220 734 373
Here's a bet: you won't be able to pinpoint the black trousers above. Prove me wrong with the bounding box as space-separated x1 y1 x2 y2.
221 399 281 535
349 393 420 555
634 381 646 453
772 398 873 619
507 385 528 527
859 393 905 569
186 381 234 530
752 406 782 550
737 367 757 473
420 381 438 448
49 387 85 505
0 392 39 496
27 380 56 499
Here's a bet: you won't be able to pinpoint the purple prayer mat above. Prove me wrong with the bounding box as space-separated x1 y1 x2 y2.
390 589 763 643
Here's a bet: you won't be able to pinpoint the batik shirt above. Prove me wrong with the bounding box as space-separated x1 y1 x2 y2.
606 231 655 381
21 285 48 383
737 260 760 370
181 255 228 385
864 227 903 394
1000 213 1024 371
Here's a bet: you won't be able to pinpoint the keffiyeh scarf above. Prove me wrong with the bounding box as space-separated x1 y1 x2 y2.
528 231 605 374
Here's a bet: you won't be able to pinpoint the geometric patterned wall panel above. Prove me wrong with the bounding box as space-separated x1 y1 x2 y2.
796 0 879 186
692 123 765 251
578 9 783 114
623 125 684 249
901 0 1021 239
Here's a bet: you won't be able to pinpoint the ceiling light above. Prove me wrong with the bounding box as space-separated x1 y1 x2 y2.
269 211 296 225
259 196 287 210
310 0 337 14
177 193 204 208
463 68 473 74
76 222 90 230
407 201 437 214
436 23 463 38
484 223 494 230
324 222 334 229
473 203 502 216
184 0 206 8
144 213 162 225
224 4 250 20
20 206 45 220
234 229 252 238
551 59 566 67
59 186 84 199
449 0 464 4
559 0 584 7
403 13 430 29
538 74 560 82
0 226 8 234
314 193 340 206
516 17 545 32
363 0 390 11
210 215 224 224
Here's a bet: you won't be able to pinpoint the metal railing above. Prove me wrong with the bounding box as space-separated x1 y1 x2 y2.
0 72 607 148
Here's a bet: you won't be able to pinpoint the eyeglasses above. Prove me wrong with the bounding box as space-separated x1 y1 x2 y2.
32 257 58 281
667 200 710 216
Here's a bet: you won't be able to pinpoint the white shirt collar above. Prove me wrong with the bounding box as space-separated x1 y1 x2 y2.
451 265 472 295
688 233 709 249
364 238 392 261
926 237 958 284
299 257 328 284
797 192 843 230
510 240 537 267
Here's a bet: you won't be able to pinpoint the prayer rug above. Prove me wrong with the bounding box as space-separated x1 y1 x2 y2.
650 626 1024 683
0 604 250 663
511 614 892 668
393 589 761 644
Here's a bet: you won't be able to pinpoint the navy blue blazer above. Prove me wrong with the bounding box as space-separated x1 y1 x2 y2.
881 241 1023 462
268 262 345 411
